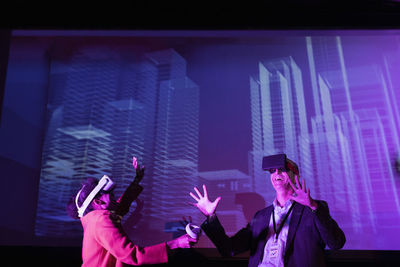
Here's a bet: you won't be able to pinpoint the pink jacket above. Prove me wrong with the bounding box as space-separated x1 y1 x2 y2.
81 210 168 267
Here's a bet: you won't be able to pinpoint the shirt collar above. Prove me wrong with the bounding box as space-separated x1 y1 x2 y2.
273 198 294 211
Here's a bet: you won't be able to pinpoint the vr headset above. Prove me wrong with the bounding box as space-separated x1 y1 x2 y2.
262 154 299 175
75 175 115 218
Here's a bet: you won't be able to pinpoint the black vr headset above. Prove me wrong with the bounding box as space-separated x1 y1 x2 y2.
262 153 299 175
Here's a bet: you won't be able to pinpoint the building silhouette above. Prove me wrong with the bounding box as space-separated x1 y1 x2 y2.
306 36 400 248
35 47 201 246
249 56 311 203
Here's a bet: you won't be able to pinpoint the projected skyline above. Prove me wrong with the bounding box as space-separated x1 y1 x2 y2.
34 47 202 244
2 31 398 249
248 36 400 248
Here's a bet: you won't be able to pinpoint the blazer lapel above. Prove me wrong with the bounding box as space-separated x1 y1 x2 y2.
255 206 273 262
285 202 304 254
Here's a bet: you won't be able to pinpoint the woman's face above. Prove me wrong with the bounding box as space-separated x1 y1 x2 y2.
95 191 118 211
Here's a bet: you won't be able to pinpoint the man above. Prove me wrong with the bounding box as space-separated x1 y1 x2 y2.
189 153 345 267
67 157 197 267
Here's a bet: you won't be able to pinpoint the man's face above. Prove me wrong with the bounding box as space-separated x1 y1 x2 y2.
269 169 293 192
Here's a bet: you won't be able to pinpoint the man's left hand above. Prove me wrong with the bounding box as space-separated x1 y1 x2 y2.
288 175 318 210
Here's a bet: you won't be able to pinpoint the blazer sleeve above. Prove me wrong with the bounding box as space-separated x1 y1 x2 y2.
313 200 346 250
94 212 168 265
201 214 252 257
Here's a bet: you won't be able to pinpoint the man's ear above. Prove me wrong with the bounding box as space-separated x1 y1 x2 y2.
288 171 296 183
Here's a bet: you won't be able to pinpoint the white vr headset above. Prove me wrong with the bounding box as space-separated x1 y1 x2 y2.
75 175 115 218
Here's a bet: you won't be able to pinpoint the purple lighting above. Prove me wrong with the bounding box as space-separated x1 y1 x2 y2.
1 30 399 249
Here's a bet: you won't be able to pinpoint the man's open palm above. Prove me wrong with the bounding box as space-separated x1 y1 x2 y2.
289 175 318 210
189 184 221 217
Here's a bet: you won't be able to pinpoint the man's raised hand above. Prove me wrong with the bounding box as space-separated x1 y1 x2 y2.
189 184 221 217
288 175 318 210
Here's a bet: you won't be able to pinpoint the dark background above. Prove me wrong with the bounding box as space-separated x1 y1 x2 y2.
2 1 400 30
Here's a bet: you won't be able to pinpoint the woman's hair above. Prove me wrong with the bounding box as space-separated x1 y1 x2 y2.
66 177 100 219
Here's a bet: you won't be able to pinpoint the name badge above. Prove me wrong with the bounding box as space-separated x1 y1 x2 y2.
269 240 279 258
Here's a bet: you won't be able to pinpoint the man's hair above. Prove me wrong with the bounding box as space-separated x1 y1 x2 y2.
285 157 299 182
286 157 299 176
66 177 101 219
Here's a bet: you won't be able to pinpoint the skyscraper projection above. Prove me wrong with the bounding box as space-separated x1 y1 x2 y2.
4 31 395 249
247 35 400 249
35 47 200 244
306 36 400 248
249 57 311 202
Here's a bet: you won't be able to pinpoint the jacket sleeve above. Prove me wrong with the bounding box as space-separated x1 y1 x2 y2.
95 212 168 265
313 200 346 250
115 182 143 217
201 214 252 257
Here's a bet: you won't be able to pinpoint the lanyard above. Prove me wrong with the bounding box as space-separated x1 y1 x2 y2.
272 202 295 241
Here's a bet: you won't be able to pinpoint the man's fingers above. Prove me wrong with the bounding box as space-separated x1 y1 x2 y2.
194 187 203 198
213 196 222 206
295 175 302 190
189 192 200 202
187 201 198 207
288 177 297 191
203 184 208 199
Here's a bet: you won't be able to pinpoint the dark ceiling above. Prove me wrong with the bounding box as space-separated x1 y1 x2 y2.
2 1 400 30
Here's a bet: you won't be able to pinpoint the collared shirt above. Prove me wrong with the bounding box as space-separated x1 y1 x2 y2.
258 199 294 267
